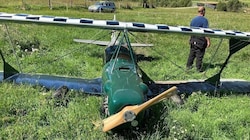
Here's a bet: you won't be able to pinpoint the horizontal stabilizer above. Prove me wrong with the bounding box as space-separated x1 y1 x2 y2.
74 39 153 47
130 43 153 47
74 39 109 46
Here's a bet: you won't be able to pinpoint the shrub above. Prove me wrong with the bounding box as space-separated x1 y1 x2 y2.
217 0 243 12
142 0 192 8
217 1 227 11
227 0 242 12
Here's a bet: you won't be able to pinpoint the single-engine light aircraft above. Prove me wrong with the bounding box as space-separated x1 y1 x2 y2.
0 12 250 132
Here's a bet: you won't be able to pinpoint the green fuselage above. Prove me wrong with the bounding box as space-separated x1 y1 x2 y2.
102 46 148 115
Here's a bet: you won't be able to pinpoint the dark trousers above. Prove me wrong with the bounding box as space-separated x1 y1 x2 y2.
186 44 206 71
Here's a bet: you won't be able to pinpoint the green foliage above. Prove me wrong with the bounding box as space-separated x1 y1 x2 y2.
227 0 242 12
217 0 243 12
169 0 192 7
217 1 227 11
0 83 106 139
166 93 250 139
143 0 192 7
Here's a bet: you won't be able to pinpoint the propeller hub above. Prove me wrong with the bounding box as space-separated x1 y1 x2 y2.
131 120 138 127
123 110 136 122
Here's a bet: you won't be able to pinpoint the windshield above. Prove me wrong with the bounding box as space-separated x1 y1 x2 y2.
95 2 107 5
95 2 101 5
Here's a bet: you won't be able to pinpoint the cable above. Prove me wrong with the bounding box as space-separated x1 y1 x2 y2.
3 24 23 72
203 38 223 74
26 29 109 73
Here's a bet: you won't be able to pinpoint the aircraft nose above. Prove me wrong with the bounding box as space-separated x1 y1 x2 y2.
109 89 145 115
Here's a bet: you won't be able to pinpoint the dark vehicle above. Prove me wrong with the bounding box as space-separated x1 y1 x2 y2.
88 1 116 12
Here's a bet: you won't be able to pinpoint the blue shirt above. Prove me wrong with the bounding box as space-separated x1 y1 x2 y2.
190 16 209 28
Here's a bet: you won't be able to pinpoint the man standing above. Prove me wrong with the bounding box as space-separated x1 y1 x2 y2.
186 6 210 72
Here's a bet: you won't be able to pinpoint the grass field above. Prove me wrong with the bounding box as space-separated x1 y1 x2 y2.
0 2 250 140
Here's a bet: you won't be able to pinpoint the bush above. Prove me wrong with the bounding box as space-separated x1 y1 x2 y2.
227 0 242 12
217 1 227 11
217 0 242 12
143 0 192 8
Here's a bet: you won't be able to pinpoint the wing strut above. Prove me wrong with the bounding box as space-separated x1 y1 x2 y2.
205 39 250 87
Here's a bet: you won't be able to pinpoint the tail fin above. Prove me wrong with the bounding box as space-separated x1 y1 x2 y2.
0 50 19 79
205 39 250 87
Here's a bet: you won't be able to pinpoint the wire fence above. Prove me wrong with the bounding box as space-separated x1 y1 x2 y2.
0 0 142 10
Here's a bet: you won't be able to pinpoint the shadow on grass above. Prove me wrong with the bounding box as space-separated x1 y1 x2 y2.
136 54 160 62
203 62 224 70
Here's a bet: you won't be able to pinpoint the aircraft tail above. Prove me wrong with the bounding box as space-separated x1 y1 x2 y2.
0 50 19 80
205 38 250 87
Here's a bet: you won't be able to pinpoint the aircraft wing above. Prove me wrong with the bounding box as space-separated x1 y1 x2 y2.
0 50 102 95
150 79 250 95
0 12 250 41
0 72 102 95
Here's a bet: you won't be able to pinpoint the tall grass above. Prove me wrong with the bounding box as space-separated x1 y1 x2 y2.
0 4 250 140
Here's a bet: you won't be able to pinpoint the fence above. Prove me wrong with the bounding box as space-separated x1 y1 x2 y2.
0 0 142 10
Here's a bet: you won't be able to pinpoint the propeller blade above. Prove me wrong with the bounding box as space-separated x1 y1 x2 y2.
102 86 177 132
